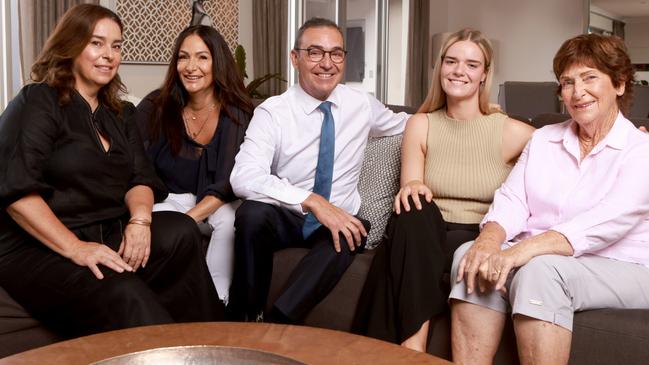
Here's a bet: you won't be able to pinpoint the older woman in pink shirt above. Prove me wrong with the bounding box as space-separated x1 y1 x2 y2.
449 34 649 365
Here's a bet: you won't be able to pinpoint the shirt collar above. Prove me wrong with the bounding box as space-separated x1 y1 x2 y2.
71 89 102 115
295 82 341 115
552 112 629 151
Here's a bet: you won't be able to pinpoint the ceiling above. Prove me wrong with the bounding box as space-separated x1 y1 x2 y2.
592 0 649 18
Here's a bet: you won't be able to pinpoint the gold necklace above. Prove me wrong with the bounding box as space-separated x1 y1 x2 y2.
182 104 215 138
185 103 216 120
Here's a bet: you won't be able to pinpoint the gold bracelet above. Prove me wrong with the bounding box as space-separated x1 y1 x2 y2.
128 218 151 226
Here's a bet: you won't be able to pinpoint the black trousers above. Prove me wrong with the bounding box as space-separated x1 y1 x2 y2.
352 198 479 344
229 200 369 322
0 211 223 338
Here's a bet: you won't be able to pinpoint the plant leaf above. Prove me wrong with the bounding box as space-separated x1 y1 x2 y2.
234 44 248 80
246 73 286 96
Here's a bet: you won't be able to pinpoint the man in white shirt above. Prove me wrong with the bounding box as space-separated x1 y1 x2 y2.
229 18 408 322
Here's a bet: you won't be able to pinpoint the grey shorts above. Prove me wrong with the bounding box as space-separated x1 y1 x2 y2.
449 241 649 331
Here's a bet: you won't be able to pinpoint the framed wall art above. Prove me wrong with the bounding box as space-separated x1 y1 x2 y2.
115 0 239 64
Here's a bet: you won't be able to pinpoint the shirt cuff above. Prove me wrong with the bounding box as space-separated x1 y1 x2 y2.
283 202 308 215
250 181 311 207
550 222 585 256
480 214 514 241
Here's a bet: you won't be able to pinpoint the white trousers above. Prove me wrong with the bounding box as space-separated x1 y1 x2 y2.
153 193 240 304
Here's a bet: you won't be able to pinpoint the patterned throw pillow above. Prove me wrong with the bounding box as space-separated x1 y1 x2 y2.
357 135 402 249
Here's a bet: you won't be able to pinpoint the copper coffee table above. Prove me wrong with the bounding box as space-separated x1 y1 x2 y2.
0 322 450 364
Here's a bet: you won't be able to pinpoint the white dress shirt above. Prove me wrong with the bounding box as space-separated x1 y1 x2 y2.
230 83 408 215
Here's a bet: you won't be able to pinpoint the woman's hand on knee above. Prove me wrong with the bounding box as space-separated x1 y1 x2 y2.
457 242 500 294
118 223 151 271
393 180 433 214
483 245 533 292
68 241 133 280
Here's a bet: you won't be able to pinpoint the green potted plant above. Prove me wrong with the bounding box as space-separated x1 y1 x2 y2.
234 45 286 99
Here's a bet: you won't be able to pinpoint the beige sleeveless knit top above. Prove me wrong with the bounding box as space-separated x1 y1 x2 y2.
423 109 511 224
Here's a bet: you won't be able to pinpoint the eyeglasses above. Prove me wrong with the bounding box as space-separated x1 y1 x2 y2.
295 47 347 64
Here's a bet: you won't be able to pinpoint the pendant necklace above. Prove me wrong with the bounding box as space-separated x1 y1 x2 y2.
183 103 215 138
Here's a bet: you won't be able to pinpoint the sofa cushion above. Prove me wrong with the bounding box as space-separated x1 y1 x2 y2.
0 286 61 357
357 135 402 249
0 327 61 358
569 309 649 364
0 287 43 335
267 248 375 331
500 81 561 121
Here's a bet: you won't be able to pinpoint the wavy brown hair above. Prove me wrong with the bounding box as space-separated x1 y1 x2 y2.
30 4 126 112
149 25 253 155
418 28 498 115
553 33 635 116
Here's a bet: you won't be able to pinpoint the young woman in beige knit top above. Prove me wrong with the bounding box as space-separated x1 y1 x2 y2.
354 28 534 352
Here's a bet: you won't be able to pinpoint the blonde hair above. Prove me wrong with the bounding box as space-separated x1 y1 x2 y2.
418 28 497 115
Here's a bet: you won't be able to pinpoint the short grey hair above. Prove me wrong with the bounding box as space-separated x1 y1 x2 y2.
293 17 344 50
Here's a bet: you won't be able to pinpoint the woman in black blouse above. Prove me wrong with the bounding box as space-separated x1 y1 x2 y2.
0 4 222 337
137 25 253 305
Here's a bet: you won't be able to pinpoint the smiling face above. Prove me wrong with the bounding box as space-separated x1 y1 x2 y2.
176 34 214 96
439 40 487 103
559 64 624 128
291 26 345 101
72 18 122 96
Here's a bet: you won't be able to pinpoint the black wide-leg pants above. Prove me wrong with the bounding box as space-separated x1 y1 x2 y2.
0 211 223 338
229 200 369 322
353 198 479 344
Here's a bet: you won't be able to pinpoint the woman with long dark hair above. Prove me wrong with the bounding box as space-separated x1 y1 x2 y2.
136 25 253 305
0 4 222 338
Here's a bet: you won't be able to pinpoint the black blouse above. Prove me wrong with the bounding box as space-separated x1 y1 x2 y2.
0 83 167 254
136 90 250 203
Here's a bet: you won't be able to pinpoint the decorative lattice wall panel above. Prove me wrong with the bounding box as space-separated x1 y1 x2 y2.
116 0 239 64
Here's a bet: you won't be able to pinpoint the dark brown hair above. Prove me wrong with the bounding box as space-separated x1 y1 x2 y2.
30 4 126 112
553 33 635 115
150 25 253 155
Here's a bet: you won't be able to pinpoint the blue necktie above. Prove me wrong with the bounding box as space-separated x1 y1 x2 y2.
302 101 335 239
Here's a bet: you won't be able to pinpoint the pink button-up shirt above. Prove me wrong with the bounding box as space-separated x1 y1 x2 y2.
483 113 649 266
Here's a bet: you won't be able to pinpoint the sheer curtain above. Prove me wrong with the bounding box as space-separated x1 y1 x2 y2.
252 0 288 97
19 0 98 82
404 0 430 108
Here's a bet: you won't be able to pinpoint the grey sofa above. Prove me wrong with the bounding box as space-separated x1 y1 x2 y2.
3 108 649 364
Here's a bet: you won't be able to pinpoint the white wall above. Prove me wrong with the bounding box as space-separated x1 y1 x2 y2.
429 0 587 102
590 12 613 32
1 0 22 111
346 0 376 94
239 0 254 80
589 4 623 21
386 0 406 105
625 16 649 65
119 64 168 100
305 0 335 19
637 72 649 84
1 0 9 111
